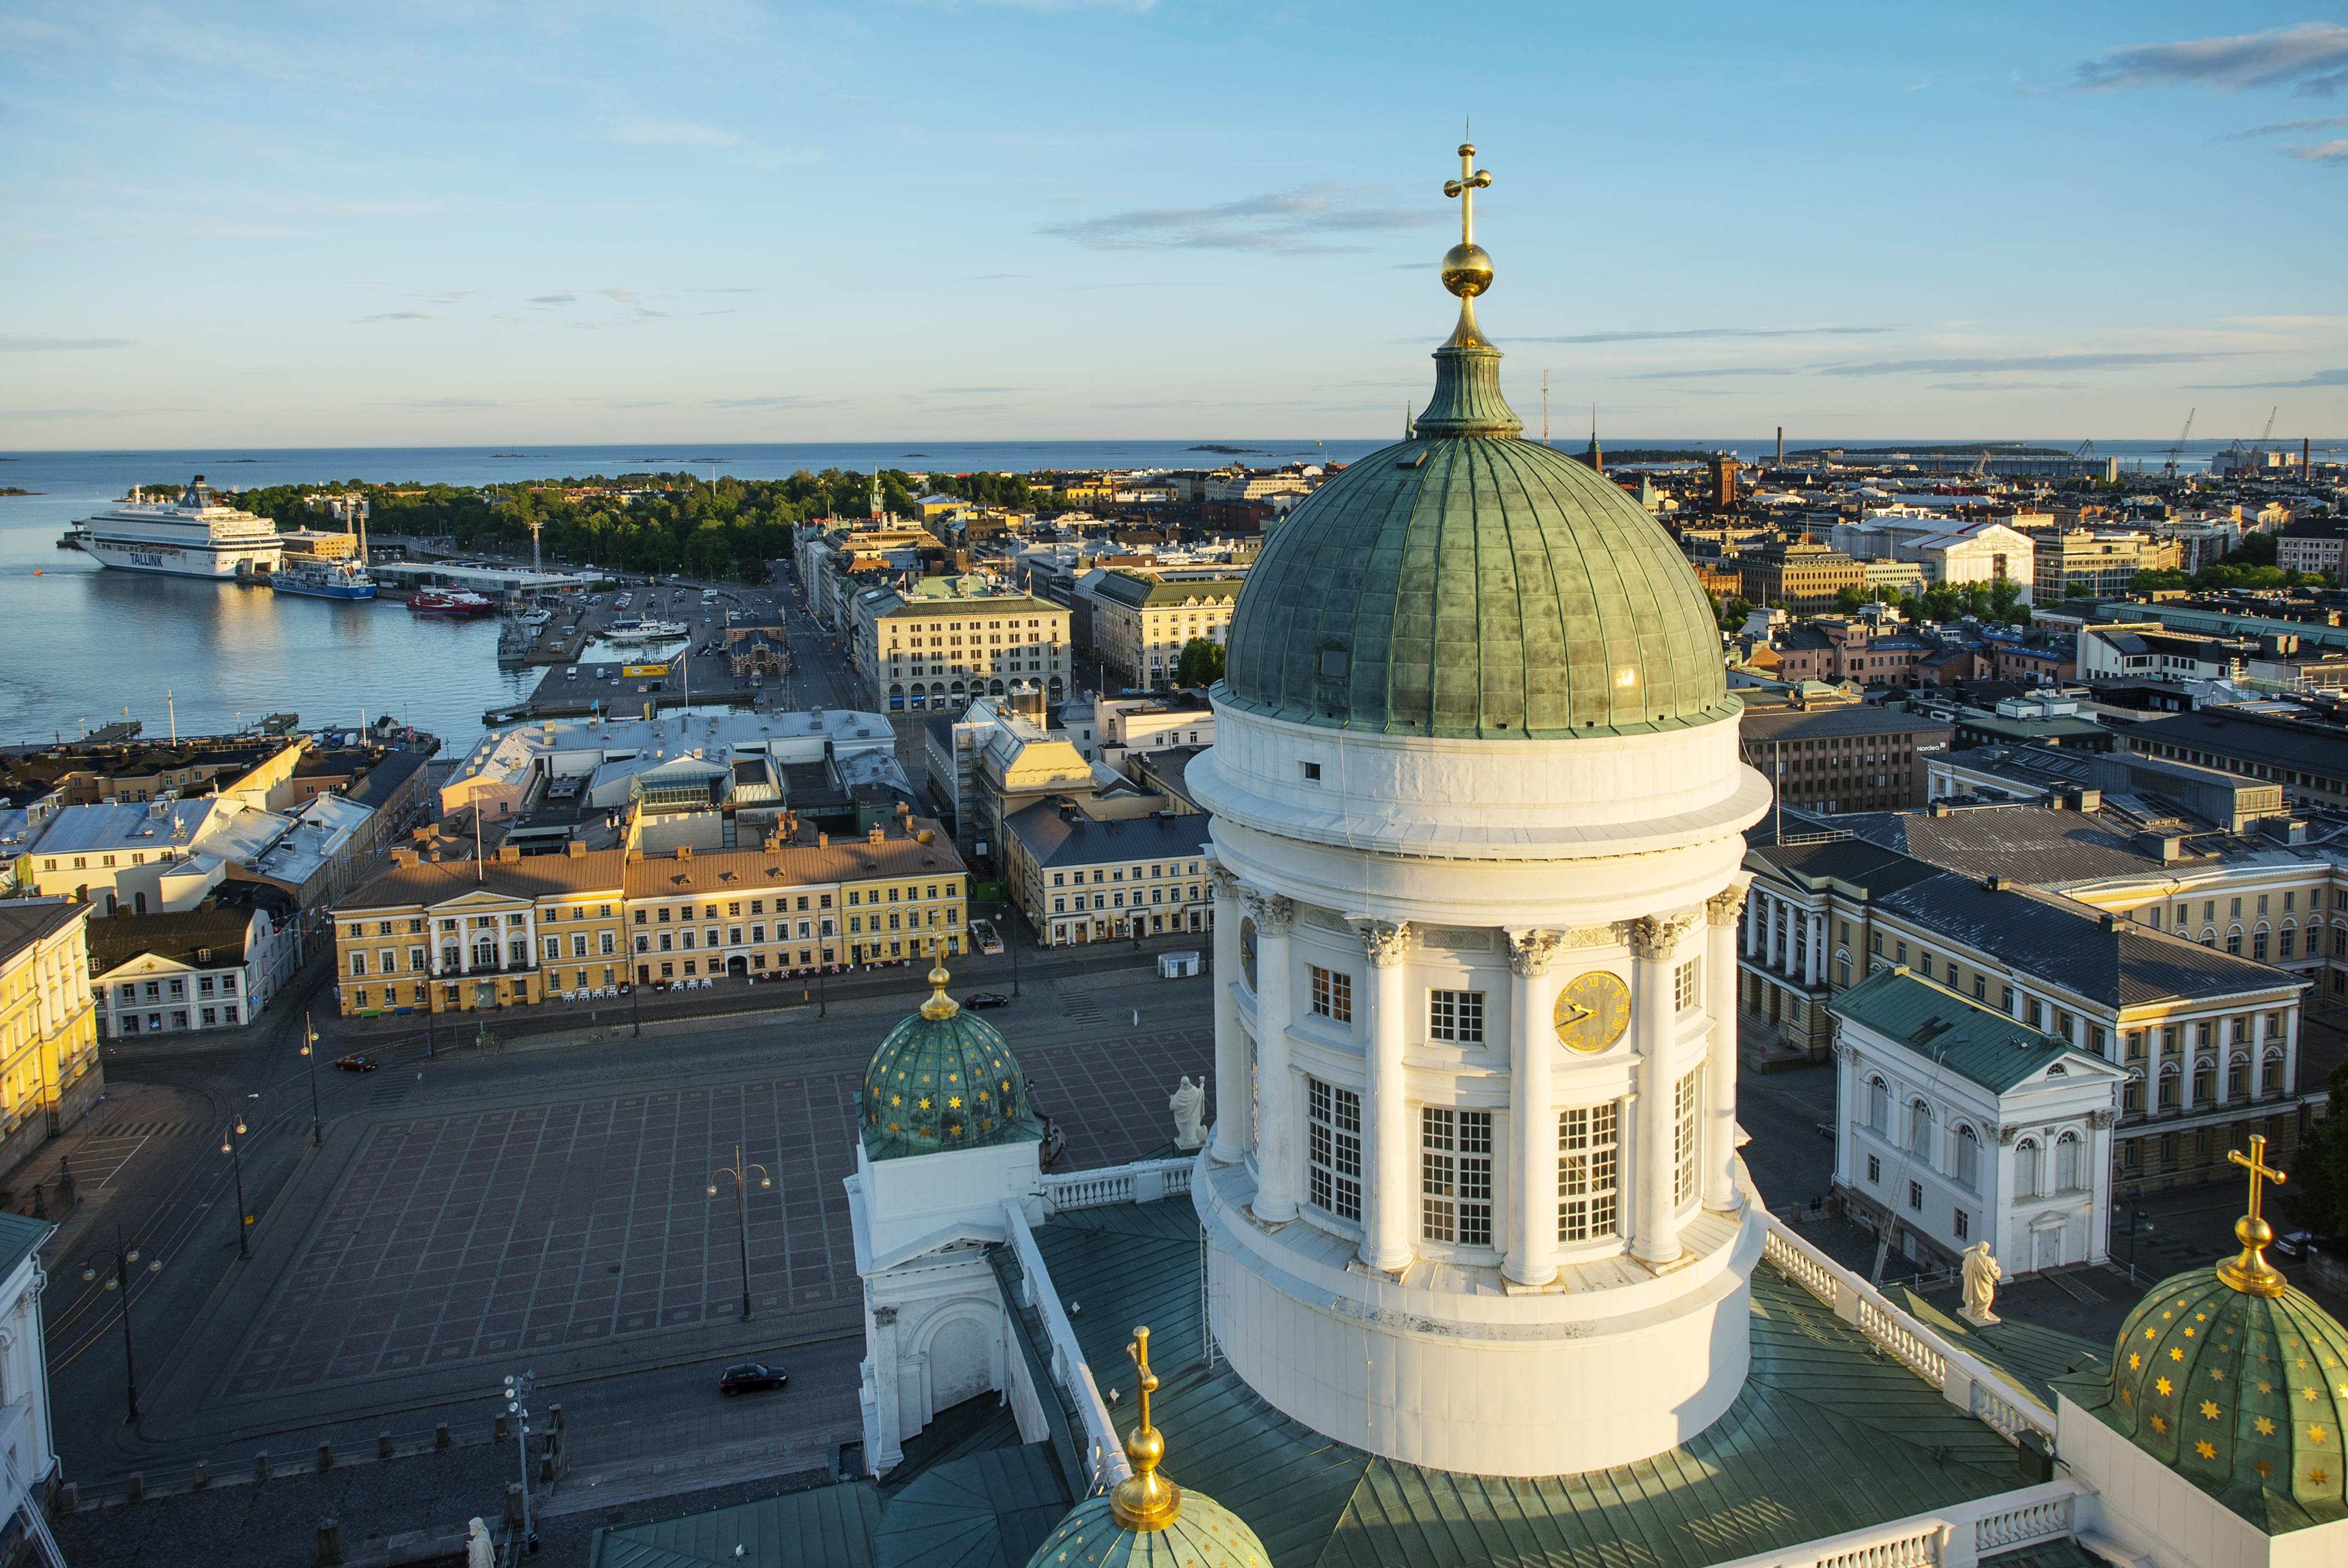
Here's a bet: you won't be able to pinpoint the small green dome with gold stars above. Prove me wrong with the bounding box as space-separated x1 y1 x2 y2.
859 962 1038 1163
2058 1136 2348 1534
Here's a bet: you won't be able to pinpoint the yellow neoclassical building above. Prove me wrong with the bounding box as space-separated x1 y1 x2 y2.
0 901 104 1172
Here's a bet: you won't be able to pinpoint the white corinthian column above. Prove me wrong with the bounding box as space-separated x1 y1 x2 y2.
1628 914 1697 1266
1247 889 1299 1224
1210 867 1247 1165
1705 883 1749 1212
1359 919 1413 1272
1505 929 1563 1288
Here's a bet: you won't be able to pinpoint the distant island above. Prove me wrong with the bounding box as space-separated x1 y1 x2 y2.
1187 444 1258 455
0 487 35 497
1786 443 2075 459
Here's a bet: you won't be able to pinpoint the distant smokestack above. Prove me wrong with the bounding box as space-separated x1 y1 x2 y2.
1776 427 1784 464
2308 436 2314 477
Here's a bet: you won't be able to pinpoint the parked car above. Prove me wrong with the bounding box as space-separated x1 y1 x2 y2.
334 1054 379 1073
719 1361 787 1396
2274 1230 2318 1258
964 992 1010 1010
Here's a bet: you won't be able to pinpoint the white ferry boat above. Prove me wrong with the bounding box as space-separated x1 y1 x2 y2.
78 477 283 581
603 618 689 643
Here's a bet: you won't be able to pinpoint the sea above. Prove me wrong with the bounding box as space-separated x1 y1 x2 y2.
0 437 2325 760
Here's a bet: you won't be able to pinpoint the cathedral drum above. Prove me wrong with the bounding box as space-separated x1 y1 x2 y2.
1188 144 1773 1478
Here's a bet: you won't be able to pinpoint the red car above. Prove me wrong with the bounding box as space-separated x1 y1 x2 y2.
334 1054 380 1072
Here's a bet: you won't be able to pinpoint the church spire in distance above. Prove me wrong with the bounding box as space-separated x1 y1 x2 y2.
1413 139 1522 439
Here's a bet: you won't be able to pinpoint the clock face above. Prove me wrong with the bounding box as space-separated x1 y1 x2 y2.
1240 917 1258 991
1554 971 1631 1054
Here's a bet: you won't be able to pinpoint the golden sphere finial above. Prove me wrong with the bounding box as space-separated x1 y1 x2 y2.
919 958 960 1020
1440 142 1494 298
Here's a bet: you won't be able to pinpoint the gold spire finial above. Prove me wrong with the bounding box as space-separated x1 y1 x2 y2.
919 958 960 1020
2215 1133 2289 1297
1109 1325 1182 1530
1439 142 1495 307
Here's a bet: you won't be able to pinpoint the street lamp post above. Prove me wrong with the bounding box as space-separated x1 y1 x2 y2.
81 1227 162 1423
707 1144 771 1322
222 1117 251 1260
503 1370 539 1555
298 1013 322 1147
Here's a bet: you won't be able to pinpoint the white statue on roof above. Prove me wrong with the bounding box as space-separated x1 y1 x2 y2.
1960 1240 2002 1325
1169 1076 1206 1150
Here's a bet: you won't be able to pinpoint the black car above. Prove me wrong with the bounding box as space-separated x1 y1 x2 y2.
719 1361 787 1396
2274 1230 2318 1258
963 992 1010 1010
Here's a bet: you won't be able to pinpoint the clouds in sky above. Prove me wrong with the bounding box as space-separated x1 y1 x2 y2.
1040 183 1430 252
2189 368 2348 389
1618 349 2242 382
2069 23 2348 96
1520 325 1895 345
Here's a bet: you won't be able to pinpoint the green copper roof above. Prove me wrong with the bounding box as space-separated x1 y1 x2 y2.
1219 435 1732 739
1829 968 2097 1094
1021 1490 1273 1568
2056 1267 2348 1534
860 975 1039 1162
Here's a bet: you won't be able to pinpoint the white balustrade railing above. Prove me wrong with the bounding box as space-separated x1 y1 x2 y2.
1002 1199 1131 1490
1041 1156 1194 1214
1758 1213 2054 1450
1702 1480 2082 1568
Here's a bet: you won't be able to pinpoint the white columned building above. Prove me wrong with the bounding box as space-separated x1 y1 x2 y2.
1186 190 1772 1477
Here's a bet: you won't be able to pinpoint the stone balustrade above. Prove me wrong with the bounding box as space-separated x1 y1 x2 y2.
1002 1199 1131 1490
1702 1480 2082 1568
1039 1157 1194 1215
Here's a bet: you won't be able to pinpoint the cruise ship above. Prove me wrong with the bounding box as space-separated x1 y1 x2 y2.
78 477 284 580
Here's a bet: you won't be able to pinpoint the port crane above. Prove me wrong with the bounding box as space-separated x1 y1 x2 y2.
2162 409 2194 480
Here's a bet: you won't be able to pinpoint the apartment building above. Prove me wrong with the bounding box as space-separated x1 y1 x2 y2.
853 580 1071 712
998 801 1215 946
1737 697 1950 815
330 816 968 1014
0 901 102 1173
1088 572 1243 690
89 880 301 1038
1738 537 1862 615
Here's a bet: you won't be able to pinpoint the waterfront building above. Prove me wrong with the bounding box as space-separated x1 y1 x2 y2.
0 901 102 1169
1738 534 1863 613
89 880 300 1039
852 578 1070 713
332 845 629 1015
20 800 220 912
1087 572 1242 690
998 801 1213 946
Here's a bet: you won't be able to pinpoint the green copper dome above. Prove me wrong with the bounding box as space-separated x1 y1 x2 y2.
2059 1267 2348 1533
1021 1490 1271 1568
1219 300 1731 740
859 966 1039 1162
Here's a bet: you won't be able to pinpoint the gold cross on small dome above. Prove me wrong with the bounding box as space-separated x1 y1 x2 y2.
2217 1133 2290 1297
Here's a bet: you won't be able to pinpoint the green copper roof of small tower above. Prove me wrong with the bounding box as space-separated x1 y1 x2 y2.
2055 1266 2348 1534
859 972 1039 1162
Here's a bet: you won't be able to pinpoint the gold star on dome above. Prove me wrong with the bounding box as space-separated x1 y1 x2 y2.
2316 1467 2332 1486
2122 1389 2134 1404
948 1096 962 1110
2310 1388 2324 1403
2255 1459 2275 1478
2197 1312 2208 1322
2172 1348 2186 1362
947 1123 962 1137
889 1095 902 1107
2202 1400 2222 1420
2213 1370 2227 1382
2158 1378 2174 1396
918 1097 931 1110
2196 1440 2217 1459
2186 1328 2196 1338
2151 1415 2168 1433
2261 1380 2274 1395
2146 1328 2158 1340
2257 1416 2277 1436
2315 1426 2331 1445
2165 1311 2174 1320
2130 1353 2143 1370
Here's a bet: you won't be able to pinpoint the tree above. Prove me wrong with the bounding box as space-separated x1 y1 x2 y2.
2284 1058 2348 1237
1175 637 1227 688
1833 584 1868 614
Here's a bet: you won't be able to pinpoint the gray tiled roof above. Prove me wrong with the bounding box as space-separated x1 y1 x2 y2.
1001 802 1212 869
1870 875 2300 1008
1832 807 2192 883
2126 708 2348 774
1739 706 1954 744
1221 435 1733 740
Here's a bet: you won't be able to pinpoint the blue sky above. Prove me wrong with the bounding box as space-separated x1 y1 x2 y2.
3 2 2345 446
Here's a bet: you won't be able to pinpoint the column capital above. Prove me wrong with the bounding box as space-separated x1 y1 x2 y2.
1706 885 1748 928
1624 912 1701 962
1353 919 1413 968
1209 865 1242 899
1239 887 1293 935
1505 929 1563 977
2088 1108 2117 1129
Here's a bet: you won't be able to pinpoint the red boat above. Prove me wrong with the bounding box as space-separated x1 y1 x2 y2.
408 589 497 615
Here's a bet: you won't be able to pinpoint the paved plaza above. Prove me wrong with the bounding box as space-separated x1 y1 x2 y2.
195 1015 1214 1411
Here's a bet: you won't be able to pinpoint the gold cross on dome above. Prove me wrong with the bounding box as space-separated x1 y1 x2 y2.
1443 143 1492 247
2231 1134 2287 1224
2217 1133 2290 1297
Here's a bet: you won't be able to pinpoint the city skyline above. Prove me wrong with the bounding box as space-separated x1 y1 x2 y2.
4 2 2346 446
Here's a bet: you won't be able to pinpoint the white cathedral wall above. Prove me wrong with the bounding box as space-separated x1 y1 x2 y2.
1201 1164 1765 1476
2059 1390 2348 1568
